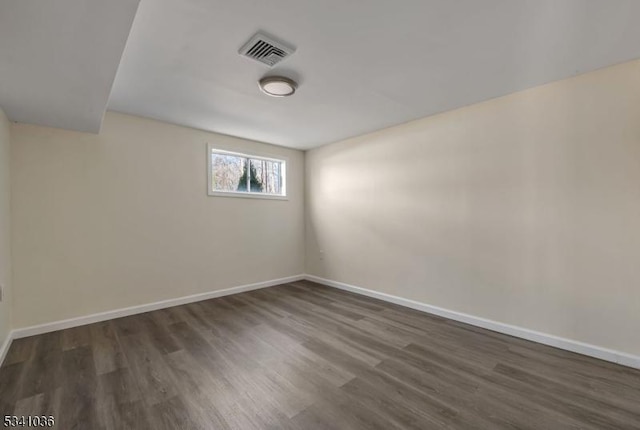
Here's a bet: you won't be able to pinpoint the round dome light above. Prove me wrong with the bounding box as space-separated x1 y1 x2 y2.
258 76 297 97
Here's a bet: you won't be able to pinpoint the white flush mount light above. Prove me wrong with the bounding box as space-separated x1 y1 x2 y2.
258 76 297 97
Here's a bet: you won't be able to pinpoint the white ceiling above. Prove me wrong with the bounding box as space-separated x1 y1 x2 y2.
3 1 640 149
0 0 140 133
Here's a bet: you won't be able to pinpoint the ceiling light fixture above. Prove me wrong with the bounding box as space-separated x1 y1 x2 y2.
258 76 297 97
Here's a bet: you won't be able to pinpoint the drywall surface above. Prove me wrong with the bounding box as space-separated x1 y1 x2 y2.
306 59 640 356
0 107 11 350
11 112 304 327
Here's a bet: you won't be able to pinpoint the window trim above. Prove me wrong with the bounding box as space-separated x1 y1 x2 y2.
207 144 288 200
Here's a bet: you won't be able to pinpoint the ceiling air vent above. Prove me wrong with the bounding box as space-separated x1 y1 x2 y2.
239 32 296 67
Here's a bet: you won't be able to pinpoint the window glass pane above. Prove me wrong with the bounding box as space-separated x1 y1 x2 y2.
250 158 282 195
209 147 285 197
235 158 264 193
211 153 246 192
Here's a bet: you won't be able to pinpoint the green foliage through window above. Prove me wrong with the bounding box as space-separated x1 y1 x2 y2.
237 162 264 192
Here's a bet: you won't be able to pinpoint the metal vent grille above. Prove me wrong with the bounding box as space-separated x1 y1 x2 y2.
239 33 295 67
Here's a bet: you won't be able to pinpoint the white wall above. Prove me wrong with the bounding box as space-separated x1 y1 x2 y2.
0 107 11 349
11 112 304 328
306 59 640 357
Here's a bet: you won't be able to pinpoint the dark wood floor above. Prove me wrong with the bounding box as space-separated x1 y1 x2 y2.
1 281 639 429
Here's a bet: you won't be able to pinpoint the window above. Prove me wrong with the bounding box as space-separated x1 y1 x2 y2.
207 144 287 199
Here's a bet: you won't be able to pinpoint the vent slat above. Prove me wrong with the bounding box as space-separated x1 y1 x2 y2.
270 47 286 56
254 44 272 58
239 32 295 67
247 41 265 56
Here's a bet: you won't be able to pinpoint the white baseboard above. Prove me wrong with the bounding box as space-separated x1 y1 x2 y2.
0 331 13 367
304 274 640 370
10 275 305 341
5 273 639 371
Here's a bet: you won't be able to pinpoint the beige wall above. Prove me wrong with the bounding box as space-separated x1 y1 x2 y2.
306 60 640 356
0 108 11 348
11 112 304 328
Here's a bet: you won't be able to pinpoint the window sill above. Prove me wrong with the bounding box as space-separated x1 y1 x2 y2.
207 191 288 200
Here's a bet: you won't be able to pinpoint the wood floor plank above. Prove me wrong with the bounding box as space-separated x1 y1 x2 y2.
2 336 38 366
62 325 91 351
17 332 64 401
116 332 179 407
0 362 24 414
2 282 640 429
89 321 128 375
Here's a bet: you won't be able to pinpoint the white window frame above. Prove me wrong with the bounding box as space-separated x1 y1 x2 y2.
207 143 288 200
